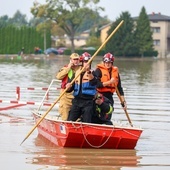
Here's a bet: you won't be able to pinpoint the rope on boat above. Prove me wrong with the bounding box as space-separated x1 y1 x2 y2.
69 122 141 148
122 129 140 138
80 123 115 148
70 122 115 148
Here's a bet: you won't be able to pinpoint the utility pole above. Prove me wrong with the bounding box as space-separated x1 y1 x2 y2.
44 29 46 51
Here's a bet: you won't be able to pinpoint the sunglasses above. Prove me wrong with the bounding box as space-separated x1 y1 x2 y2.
104 58 113 63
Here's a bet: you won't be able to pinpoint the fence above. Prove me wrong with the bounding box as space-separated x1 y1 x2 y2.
0 79 61 111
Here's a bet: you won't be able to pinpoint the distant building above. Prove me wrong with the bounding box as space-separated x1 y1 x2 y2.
148 12 170 58
52 33 88 48
99 23 112 45
100 13 170 58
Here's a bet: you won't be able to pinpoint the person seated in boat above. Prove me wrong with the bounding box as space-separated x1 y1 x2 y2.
94 52 127 120
66 52 97 123
56 53 81 120
92 92 113 125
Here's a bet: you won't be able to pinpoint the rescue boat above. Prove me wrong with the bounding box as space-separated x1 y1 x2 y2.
33 111 143 149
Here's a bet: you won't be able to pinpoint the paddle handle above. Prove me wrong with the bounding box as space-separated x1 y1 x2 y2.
20 20 124 145
115 86 133 127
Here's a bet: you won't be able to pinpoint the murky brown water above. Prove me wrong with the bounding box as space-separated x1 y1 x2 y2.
0 56 170 169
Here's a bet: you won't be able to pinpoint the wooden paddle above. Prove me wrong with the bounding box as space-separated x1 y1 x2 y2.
115 85 133 127
20 20 124 145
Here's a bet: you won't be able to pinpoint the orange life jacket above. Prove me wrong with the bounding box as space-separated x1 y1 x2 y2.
96 64 119 93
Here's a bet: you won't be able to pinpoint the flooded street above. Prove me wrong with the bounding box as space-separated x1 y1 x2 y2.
0 56 170 169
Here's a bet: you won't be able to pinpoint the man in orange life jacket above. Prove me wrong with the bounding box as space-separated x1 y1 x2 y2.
56 53 80 120
94 52 127 120
66 52 97 123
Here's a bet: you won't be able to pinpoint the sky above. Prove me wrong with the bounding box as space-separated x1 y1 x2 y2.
0 0 170 21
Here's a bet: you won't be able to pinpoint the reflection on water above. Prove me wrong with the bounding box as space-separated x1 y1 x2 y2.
0 57 170 169
29 135 141 169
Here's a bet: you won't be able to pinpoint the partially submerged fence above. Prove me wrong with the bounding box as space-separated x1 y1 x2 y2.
0 79 61 111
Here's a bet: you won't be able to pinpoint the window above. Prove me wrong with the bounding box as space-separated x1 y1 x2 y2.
151 27 160 33
153 40 160 46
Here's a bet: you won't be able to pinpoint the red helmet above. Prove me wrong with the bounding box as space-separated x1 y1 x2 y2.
103 53 115 63
80 52 91 62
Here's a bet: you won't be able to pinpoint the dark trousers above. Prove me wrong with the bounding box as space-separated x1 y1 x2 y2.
67 98 93 123
92 115 113 125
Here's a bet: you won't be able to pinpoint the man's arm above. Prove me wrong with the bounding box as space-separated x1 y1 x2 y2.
56 66 70 80
94 68 104 88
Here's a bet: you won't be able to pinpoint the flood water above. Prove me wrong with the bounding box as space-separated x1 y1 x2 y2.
0 55 170 170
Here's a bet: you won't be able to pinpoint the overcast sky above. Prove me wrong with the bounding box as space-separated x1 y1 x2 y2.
0 0 170 21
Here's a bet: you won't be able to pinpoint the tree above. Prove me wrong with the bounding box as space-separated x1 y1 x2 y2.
9 10 28 27
36 19 52 51
105 12 137 57
31 0 104 52
77 12 110 33
28 17 44 27
0 15 9 28
0 11 28 28
86 35 101 47
135 6 154 57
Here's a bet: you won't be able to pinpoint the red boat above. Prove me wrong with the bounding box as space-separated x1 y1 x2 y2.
33 111 143 149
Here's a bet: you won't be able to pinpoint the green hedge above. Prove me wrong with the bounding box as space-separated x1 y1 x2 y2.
0 26 51 54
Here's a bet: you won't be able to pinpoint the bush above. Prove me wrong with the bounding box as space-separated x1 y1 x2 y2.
143 50 158 57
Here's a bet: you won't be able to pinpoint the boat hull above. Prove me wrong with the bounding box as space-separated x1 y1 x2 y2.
33 112 143 149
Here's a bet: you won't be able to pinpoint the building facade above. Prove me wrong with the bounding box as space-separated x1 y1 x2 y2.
148 13 170 58
100 13 170 58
